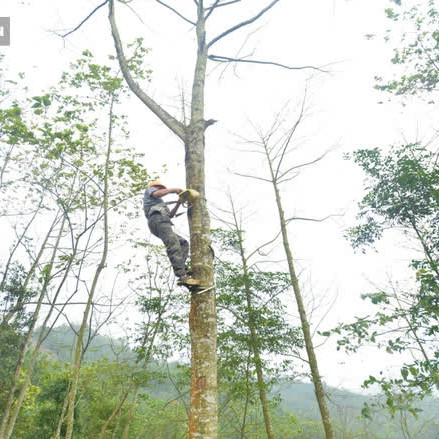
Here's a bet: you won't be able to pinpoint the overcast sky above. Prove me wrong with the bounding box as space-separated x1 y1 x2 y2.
1 0 435 392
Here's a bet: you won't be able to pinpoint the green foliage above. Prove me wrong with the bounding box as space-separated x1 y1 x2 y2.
0 265 36 412
0 264 36 326
10 355 168 439
216 261 303 360
1 49 150 223
0 325 25 412
5 323 436 439
212 228 304 437
118 242 190 362
376 0 439 99
339 9 439 421
0 48 158 438
345 143 439 249
331 143 439 423
28 365 74 438
124 38 153 81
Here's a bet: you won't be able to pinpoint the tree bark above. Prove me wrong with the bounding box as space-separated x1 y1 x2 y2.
186 6 218 438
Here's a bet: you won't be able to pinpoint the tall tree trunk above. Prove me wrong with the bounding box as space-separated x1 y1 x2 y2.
267 159 335 439
186 4 218 438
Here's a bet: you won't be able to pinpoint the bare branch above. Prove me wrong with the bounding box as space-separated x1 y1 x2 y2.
28 301 131 307
205 0 221 20
234 171 272 183
207 0 281 49
277 172 299 185
155 0 196 26
311 291 338 338
215 28 262 80
285 213 343 224
59 0 110 38
120 1 146 25
276 149 331 182
274 93 307 179
165 362 190 416
208 55 330 73
246 230 281 261
108 0 186 140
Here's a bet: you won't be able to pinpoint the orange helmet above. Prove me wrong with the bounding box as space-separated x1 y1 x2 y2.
148 180 167 189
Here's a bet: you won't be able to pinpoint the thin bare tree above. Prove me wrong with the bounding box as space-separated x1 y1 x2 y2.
236 97 336 438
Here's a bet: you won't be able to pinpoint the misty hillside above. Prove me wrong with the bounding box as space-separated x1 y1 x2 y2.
36 325 439 439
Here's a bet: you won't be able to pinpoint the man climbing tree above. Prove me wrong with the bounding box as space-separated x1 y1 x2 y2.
144 181 200 287
60 1 326 437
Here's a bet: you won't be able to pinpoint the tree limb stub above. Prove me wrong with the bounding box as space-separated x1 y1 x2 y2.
108 0 186 140
204 119 218 128
208 55 330 73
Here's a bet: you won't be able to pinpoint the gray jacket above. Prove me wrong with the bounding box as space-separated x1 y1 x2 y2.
143 187 171 219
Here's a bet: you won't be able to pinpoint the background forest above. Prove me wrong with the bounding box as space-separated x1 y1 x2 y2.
1 0 439 438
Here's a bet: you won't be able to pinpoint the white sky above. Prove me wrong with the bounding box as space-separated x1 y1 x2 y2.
1 0 436 392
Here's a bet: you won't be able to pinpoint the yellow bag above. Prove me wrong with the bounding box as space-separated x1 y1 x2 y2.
178 189 200 204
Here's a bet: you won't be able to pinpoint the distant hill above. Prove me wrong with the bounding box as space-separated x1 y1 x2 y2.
37 325 439 438
34 324 133 363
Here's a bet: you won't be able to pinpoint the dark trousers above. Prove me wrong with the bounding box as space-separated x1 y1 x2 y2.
148 216 189 278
